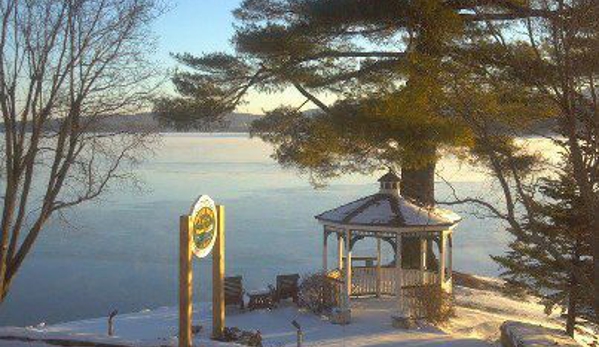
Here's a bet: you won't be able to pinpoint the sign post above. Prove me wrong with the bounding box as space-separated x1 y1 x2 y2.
212 205 225 339
179 195 225 347
179 215 193 347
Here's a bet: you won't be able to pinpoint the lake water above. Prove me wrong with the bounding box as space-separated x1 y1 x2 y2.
0 133 543 326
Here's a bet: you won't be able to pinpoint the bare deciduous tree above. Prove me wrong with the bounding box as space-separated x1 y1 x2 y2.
0 0 162 303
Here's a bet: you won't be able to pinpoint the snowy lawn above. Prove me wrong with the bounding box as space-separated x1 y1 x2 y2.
0 299 488 347
1 276 596 347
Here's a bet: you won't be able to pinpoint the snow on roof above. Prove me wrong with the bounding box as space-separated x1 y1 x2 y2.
315 193 461 229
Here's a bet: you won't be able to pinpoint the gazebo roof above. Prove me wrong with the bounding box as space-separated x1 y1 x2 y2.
315 173 461 232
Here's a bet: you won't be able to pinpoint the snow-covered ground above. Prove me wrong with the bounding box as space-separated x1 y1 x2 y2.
1 277 597 347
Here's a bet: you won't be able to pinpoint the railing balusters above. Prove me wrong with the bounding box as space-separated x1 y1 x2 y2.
347 267 440 296
331 266 441 317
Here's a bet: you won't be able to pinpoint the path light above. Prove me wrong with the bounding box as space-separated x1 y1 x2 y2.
107 310 118 336
291 320 303 347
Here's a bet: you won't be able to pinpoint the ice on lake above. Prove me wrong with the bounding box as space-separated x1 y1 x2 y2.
0 133 560 326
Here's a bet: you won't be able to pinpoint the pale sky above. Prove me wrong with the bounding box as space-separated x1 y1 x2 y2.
153 0 320 114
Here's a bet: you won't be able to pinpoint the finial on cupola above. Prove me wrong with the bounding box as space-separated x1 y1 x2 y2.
378 169 401 196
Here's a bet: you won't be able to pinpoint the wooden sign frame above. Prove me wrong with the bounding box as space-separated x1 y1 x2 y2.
179 202 225 347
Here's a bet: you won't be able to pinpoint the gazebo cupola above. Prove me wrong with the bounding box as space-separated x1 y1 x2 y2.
315 170 461 324
378 170 401 196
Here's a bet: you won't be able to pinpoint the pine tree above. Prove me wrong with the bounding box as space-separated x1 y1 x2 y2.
492 163 593 336
451 0 599 316
154 0 541 201
154 0 557 269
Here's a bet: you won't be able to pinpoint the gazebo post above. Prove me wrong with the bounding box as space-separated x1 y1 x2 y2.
345 229 352 299
448 232 453 289
439 230 447 285
322 228 329 273
419 237 427 285
420 238 427 271
395 233 404 316
449 233 453 274
333 228 352 325
376 237 382 297
337 233 344 270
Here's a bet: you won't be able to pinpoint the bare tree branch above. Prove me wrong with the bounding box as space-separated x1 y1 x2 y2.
0 0 162 301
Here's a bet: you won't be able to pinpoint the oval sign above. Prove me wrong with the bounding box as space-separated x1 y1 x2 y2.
189 195 217 258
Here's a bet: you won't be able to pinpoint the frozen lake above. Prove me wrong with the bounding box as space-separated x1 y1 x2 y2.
1 133 550 326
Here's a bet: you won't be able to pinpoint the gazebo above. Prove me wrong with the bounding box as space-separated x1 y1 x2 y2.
315 171 461 322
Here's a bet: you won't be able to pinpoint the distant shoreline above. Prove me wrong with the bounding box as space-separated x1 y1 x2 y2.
0 112 263 134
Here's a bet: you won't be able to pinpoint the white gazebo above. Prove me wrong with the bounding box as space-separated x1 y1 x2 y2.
315 171 461 322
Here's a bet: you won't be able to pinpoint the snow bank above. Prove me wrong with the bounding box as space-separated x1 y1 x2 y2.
443 278 597 347
500 321 580 347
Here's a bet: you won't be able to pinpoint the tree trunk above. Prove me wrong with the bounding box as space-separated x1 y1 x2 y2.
594 217 599 320
566 272 578 337
400 163 435 206
400 160 436 268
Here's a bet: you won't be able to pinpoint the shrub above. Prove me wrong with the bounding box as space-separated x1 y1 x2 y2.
297 272 340 314
217 327 262 347
412 285 455 324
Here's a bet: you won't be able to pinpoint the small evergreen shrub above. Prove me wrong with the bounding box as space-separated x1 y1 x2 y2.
297 272 339 314
216 327 262 347
412 285 455 324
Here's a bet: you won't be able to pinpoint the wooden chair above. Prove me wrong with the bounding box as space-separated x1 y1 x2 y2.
225 276 244 309
275 274 300 304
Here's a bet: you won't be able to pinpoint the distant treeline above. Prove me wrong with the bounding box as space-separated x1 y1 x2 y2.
0 112 559 135
0 112 263 133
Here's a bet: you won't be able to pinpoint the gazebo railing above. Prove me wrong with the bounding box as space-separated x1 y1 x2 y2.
351 266 439 296
397 268 440 287
325 265 443 319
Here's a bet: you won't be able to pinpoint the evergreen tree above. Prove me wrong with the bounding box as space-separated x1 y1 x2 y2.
492 163 593 336
154 0 540 203
154 0 553 269
450 0 599 315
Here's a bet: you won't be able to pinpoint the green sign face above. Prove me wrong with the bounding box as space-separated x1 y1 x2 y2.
190 195 217 258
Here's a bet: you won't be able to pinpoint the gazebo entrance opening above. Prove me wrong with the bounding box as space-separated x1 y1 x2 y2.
315 171 460 322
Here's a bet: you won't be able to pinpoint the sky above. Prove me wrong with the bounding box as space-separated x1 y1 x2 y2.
153 0 311 114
